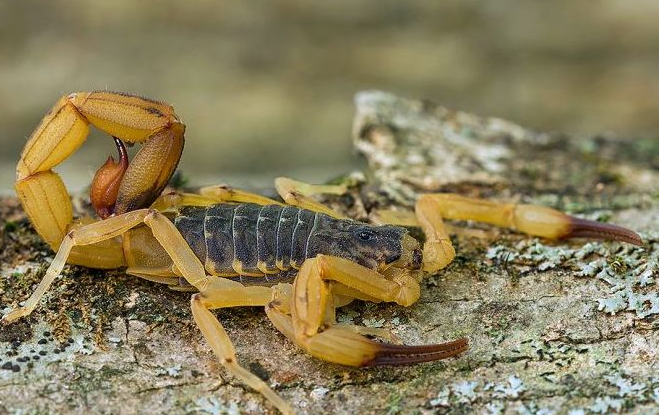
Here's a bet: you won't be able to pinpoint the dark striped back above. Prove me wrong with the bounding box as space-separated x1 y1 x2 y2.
174 203 320 277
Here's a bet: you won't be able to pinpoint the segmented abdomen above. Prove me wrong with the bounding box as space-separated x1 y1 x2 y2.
173 203 324 278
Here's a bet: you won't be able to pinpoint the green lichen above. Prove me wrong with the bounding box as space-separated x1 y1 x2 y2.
4 220 17 233
487 232 659 319
192 397 241 415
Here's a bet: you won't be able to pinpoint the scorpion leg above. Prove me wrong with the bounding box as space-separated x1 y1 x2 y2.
274 177 349 218
139 212 295 414
1 205 292 414
150 192 235 211
187 279 294 415
2 209 151 323
370 209 420 227
291 256 421 337
199 184 282 205
150 185 284 212
1 208 216 324
154 178 346 218
140 210 215 291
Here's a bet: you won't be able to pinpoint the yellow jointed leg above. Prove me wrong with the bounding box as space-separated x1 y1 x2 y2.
422 194 642 245
274 177 348 218
150 192 230 211
1 209 149 324
142 210 213 291
152 183 286 212
1 207 215 324
200 184 282 206
125 266 180 287
66 217 130 269
2 205 292 414
139 212 294 414
370 208 420 227
191 280 294 415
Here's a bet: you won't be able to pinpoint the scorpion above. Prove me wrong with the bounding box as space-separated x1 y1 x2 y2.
3 91 643 415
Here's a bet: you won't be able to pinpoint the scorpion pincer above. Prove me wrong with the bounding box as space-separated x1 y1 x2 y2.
4 91 643 415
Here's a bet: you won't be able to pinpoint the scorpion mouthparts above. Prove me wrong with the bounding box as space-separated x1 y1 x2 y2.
564 217 643 246
90 137 129 219
364 337 469 366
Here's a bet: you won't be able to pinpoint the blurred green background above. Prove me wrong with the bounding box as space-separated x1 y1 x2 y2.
2 0 659 193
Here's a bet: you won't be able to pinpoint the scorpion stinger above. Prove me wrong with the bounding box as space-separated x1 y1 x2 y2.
90 136 129 219
15 91 184 268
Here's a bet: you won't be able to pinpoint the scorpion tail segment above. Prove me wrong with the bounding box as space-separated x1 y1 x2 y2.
561 216 643 246
16 96 90 181
90 137 129 218
15 171 73 250
364 337 469 366
15 95 90 249
17 92 185 250
68 91 181 143
114 124 185 214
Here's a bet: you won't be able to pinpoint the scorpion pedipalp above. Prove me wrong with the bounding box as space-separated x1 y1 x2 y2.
365 337 469 366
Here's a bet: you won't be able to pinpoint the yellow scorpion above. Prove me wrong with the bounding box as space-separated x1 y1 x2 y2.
4 92 642 414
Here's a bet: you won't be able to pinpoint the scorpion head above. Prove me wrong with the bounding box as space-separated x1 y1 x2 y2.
308 216 423 272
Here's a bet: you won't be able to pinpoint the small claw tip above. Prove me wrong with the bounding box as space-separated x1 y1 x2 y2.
365 337 469 366
565 217 643 246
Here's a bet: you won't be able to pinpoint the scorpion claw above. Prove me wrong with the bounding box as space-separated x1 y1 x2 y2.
364 337 469 366
563 216 643 246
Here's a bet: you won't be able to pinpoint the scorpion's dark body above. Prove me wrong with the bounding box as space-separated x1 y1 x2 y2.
171 202 409 285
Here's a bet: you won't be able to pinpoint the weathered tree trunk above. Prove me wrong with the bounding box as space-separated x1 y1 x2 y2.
1 91 658 415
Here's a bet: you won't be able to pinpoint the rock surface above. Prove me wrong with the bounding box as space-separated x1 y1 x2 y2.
2 91 659 415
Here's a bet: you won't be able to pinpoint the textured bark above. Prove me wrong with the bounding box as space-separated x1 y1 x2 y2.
2 91 659 415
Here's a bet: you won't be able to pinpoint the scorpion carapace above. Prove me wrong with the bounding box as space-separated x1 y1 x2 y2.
5 91 644 415
171 203 422 280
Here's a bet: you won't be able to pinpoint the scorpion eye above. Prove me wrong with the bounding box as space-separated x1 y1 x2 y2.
356 229 376 241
